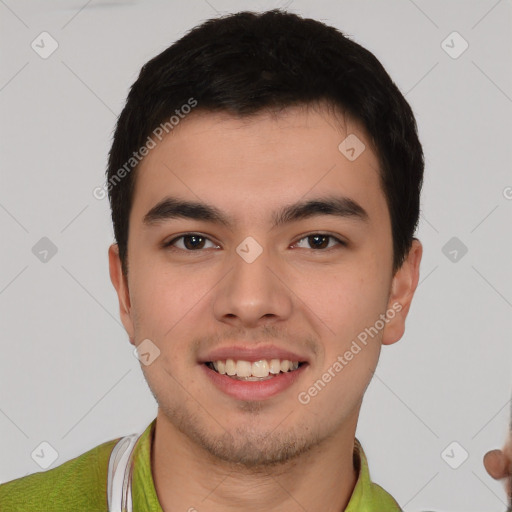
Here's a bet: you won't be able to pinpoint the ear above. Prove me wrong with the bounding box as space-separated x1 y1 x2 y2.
381 238 423 346
108 243 136 345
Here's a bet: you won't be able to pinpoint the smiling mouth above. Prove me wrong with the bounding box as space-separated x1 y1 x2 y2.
205 359 307 381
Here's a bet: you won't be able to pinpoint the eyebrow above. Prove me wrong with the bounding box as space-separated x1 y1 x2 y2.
142 195 369 229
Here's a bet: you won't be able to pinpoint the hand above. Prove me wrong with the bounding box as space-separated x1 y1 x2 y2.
483 434 512 503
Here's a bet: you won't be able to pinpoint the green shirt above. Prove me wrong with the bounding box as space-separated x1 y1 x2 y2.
0 419 403 511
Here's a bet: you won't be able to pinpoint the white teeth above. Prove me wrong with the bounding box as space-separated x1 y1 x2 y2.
225 358 236 376
252 360 269 377
269 359 281 374
236 360 252 377
210 359 301 378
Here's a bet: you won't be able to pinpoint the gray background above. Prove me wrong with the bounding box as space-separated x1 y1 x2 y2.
1 0 511 510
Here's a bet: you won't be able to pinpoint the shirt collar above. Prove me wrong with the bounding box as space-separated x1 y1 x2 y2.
131 418 401 511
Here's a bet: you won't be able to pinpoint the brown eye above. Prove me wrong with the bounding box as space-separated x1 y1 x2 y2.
164 234 217 251
294 234 346 250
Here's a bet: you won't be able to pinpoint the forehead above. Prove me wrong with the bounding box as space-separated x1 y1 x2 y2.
130 105 386 229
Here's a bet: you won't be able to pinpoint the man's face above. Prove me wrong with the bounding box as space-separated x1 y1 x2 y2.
109 105 420 467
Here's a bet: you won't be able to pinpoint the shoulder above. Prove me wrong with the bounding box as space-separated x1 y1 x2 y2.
368 482 404 511
0 436 121 512
351 438 404 511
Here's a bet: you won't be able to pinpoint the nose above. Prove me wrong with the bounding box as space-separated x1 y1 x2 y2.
212 243 293 329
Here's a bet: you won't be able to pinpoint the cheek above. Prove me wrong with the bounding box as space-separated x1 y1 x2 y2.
128 268 186 341
298 277 383 411
129 266 214 363
297 259 388 338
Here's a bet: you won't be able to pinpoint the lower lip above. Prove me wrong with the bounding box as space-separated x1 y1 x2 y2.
201 363 308 401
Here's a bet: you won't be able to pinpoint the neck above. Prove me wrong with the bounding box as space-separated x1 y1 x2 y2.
151 411 359 512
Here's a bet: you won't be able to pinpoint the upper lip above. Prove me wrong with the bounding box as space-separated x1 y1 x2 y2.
198 345 310 364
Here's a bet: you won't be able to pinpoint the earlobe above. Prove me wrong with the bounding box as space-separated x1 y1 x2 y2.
382 238 423 346
108 243 135 343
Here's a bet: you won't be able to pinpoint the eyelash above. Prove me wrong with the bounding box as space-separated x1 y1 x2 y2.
162 232 347 252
